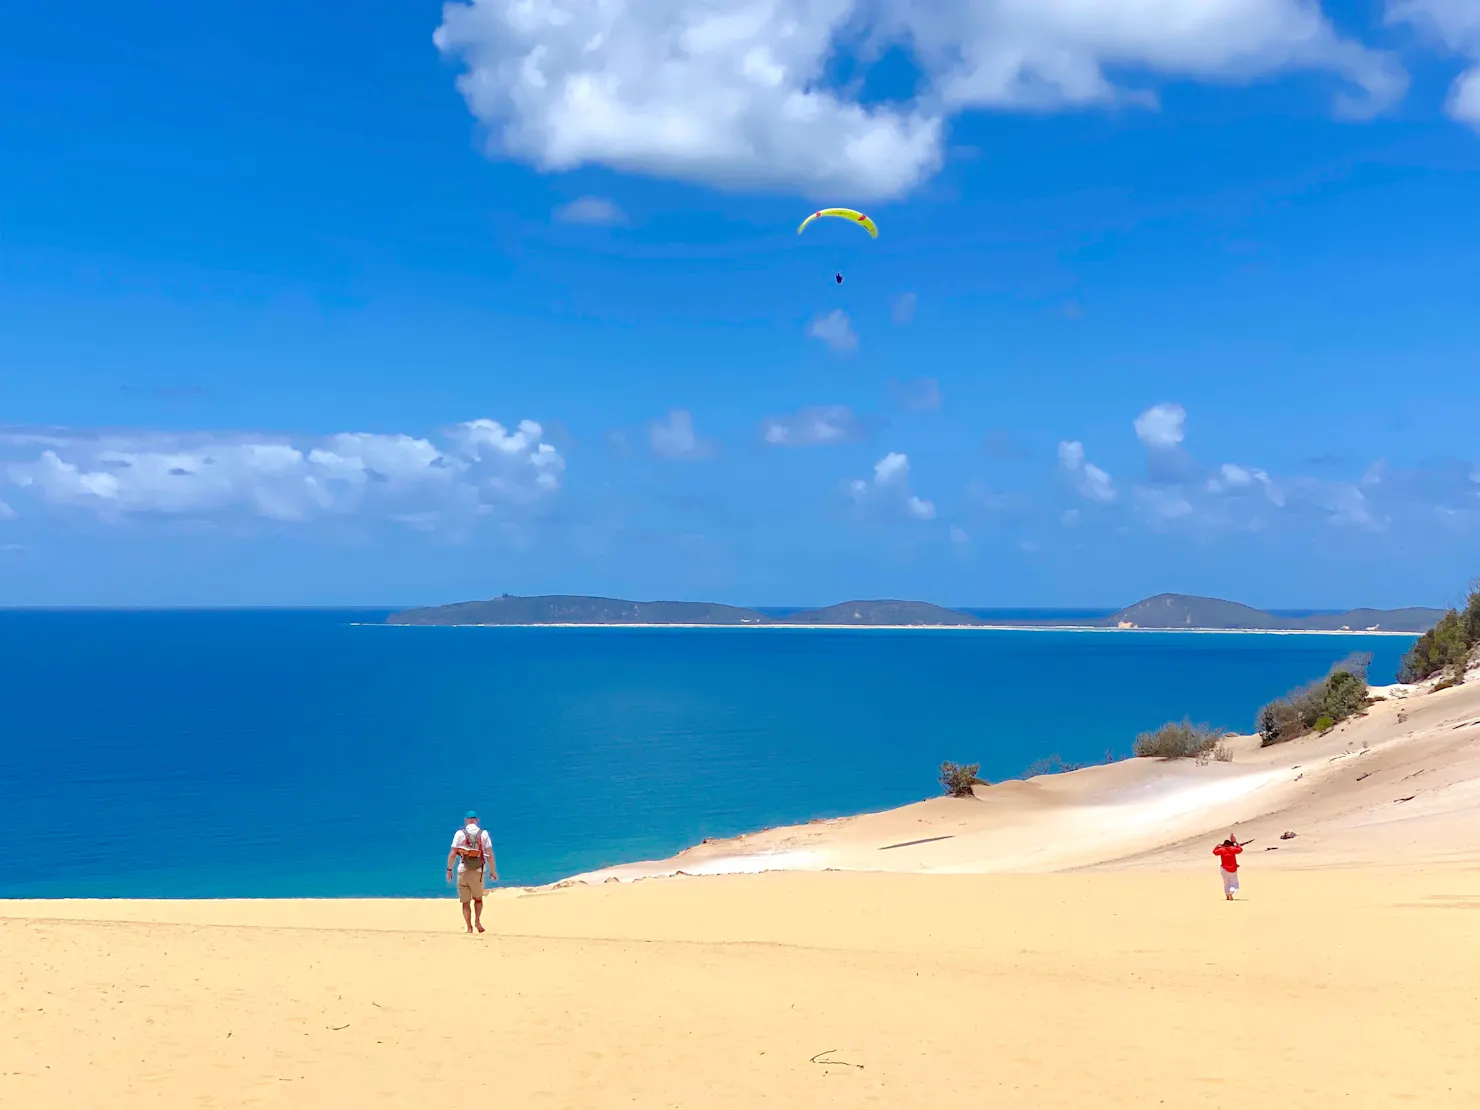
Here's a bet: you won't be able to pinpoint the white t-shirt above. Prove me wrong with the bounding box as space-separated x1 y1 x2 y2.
451 826 493 874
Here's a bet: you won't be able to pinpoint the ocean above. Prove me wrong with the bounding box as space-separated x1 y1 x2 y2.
0 610 1413 897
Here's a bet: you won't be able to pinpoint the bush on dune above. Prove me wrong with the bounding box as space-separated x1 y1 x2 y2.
1258 653 1373 746
939 761 988 798
1133 719 1227 760
1022 754 1088 778
1399 582 1480 685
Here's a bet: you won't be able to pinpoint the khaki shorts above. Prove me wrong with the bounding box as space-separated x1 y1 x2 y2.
458 867 485 903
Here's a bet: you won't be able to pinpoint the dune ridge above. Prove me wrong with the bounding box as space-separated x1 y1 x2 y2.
570 672 1480 882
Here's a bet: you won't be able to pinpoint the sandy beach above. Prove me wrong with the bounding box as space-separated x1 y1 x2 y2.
369 621 1422 633
5 671 1480 1108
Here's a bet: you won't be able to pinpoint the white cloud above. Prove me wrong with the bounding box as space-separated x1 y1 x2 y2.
0 499 14 520
435 0 1401 202
849 451 935 520
761 405 862 447
891 292 917 324
1452 67 1480 126
649 409 716 460
949 523 969 546
1389 0 1480 129
0 419 564 524
1207 462 1285 507
1134 402 1187 449
1324 483 1378 528
553 195 627 225
906 495 937 521
1058 440 1116 502
808 309 857 353
874 451 910 486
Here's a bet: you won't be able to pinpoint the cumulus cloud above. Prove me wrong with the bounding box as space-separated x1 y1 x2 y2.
906 495 936 521
849 451 936 520
553 195 627 225
1134 401 1198 483
0 419 564 524
1134 403 1187 449
874 452 910 486
649 409 716 460
1207 462 1286 507
949 523 969 546
761 405 862 447
808 309 858 353
1058 440 1116 502
1389 0 1480 128
435 0 1402 201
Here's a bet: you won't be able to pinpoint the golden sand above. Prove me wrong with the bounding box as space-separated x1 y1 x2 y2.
5 867 1480 1108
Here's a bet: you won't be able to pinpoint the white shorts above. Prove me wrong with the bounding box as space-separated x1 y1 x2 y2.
1222 869 1240 895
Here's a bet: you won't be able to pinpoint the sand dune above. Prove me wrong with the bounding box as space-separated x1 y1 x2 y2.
5 673 1480 1108
574 675 1480 880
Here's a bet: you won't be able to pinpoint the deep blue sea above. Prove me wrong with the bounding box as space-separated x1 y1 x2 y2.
0 610 1413 897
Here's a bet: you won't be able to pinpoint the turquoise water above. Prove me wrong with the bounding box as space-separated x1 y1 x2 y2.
0 610 1411 896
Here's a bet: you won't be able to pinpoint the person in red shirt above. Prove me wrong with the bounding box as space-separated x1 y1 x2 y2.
1214 836 1244 900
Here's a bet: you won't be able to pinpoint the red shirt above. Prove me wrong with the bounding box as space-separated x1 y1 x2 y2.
1214 844 1242 872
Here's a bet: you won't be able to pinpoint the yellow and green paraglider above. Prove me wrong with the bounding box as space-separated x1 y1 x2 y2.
797 208 879 238
797 208 876 284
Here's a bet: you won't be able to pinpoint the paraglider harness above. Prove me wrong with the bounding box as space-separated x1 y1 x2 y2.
458 825 486 873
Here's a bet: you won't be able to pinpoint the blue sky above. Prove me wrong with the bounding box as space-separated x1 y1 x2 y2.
1 0 1478 608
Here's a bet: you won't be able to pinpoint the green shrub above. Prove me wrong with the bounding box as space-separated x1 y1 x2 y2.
1134 719 1227 760
1258 654 1372 746
1399 591 1478 683
1022 754 1088 778
1321 667 1368 721
940 761 987 798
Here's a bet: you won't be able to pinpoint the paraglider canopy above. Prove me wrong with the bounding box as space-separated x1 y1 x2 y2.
798 208 878 238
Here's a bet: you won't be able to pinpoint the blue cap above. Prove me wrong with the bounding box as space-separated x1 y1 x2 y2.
465 810 478 820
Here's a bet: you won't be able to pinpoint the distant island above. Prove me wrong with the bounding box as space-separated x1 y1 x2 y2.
385 593 1446 633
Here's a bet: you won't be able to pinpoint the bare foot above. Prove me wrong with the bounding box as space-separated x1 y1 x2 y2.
476 923 486 933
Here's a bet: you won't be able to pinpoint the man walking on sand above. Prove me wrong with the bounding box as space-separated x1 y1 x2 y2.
1214 835 1244 900
446 811 497 933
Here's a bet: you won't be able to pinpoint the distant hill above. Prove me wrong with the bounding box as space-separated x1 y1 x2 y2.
386 595 771 626
1105 594 1286 630
385 592 1446 632
1104 594 1445 633
781 600 986 626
